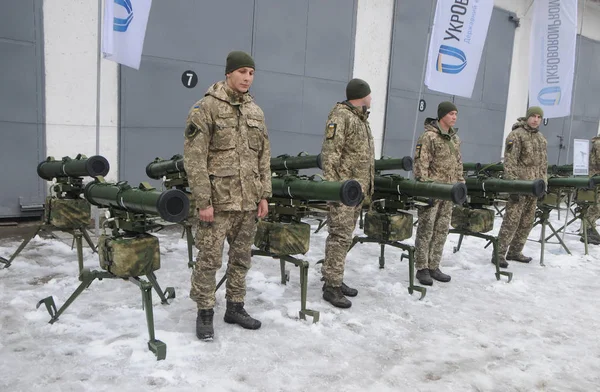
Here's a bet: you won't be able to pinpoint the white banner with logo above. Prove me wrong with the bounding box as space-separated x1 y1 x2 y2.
573 139 589 176
529 0 577 119
424 0 494 98
102 0 153 70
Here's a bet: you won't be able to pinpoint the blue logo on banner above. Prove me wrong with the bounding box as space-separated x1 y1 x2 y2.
113 0 134 32
537 86 562 106
436 45 467 74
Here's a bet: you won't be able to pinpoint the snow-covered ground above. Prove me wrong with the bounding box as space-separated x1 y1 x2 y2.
1 209 599 392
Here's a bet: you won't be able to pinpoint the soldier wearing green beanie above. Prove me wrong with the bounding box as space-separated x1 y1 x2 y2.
495 107 548 267
413 101 464 286
526 106 544 119
584 136 600 245
320 78 375 308
185 50 270 340
437 101 458 121
225 50 255 74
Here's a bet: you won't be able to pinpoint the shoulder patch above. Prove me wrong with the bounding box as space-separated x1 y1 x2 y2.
326 123 337 139
506 139 514 152
185 125 200 139
415 143 422 159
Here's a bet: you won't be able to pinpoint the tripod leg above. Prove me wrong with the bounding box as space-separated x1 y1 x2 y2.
139 281 167 360
145 272 175 304
215 273 227 291
0 225 43 268
74 230 85 276
404 247 425 300
547 222 572 255
36 269 98 323
82 229 97 253
540 218 546 267
453 234 464 253
185 224 195 268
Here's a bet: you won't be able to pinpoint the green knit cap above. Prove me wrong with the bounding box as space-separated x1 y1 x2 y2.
526 106 544 119
225 51 255 74
346 78 371 100
438 101 458 120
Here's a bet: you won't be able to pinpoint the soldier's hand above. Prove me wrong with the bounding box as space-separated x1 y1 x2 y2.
199 206 214 222
257 199 269 218
509 194 520 202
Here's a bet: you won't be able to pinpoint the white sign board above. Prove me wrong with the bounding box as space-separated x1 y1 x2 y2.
573 139 590 176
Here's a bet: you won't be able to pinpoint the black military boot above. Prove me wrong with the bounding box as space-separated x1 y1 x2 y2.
416 269 433 286
580 229 600 245
323 285 352 308
196 309 214 341
506 253 532 263
429 268 451 282
322 282 358 297
341 282 358 297
491 254 509 269
223 301 261 330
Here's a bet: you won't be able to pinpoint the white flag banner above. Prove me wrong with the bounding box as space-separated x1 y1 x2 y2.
528 0 577 119
102 0 152 70
573 139 589 176
424 0 494 98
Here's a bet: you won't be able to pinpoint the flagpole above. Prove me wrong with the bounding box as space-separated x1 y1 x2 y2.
408 1 436 178
559 0 584 242
94 0 103 235
564 0 585 165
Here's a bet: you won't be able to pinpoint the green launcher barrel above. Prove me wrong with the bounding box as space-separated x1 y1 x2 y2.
549 164 573 175
374 176 467 205
270 154 322 172
37 155 110 180
466 178 546 197
462 162 504 172
374 156 414 172
271 177 363 207
548 176 596 189
84 180 190 222
146 154 185 180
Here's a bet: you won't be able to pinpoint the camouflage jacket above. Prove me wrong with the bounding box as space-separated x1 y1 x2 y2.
589 136 600 176
413 118 465 184
320 102 375 198
503 118 548 182
183 81 272 212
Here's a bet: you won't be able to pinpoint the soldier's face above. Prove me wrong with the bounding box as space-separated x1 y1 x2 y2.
440 110 457 129
363 94 372 109
227 67 254 93
527 114 542 128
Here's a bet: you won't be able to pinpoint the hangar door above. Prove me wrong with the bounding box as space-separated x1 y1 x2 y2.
382 1 516 164
539 36 600 166
119 0 357 186
0 0 45 218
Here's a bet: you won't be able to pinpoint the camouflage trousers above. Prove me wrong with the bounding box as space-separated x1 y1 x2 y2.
190 210 257 310
497 195 537 258
322 203 361 287
415 200 453 270
585 202 600 230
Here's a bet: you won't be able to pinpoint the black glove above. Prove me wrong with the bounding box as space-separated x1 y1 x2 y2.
509 194 520 202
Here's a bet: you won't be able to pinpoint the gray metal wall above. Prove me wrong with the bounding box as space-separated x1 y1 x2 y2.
383 2 516 164
541 36 600 165
120 0 356 185
0 0 45 218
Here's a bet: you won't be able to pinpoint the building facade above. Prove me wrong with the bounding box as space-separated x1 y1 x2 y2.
1 0 599 218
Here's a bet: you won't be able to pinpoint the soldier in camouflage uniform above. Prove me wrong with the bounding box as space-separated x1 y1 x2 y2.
495 107 548 268
320 78 375 308
582 136 600 244
184 51 271 341
413 101 464 286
